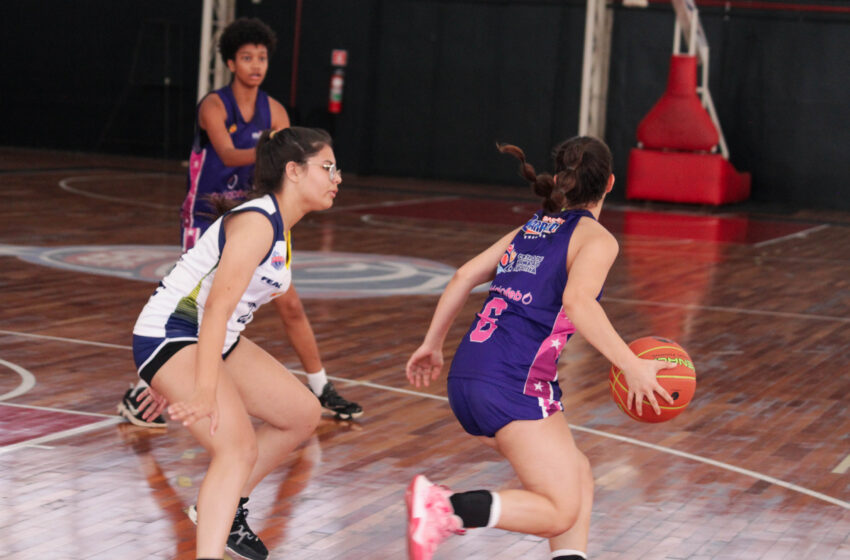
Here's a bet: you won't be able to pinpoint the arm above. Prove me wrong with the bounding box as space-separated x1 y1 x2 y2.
198 94 257 168
406 227 520 387
269 97 291 131
167 211 274 433
561 227 674 416
271 284 323 373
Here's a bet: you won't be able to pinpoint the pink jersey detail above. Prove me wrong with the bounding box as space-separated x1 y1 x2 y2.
537 397 564 417
181 148 207 232
523 309 576 398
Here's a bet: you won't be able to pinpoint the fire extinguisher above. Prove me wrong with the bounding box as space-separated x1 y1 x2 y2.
328 68 344 114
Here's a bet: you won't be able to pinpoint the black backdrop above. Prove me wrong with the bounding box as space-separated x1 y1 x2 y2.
2 0 848 209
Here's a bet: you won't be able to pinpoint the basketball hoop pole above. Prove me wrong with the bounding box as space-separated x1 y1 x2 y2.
196 0 236 102
671 0 729 158
579 0 613 139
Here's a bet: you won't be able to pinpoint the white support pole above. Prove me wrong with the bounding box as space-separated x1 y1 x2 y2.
579 0 613 138
196 0 236 102
579 0 599 137
196 0 214 102
670 0 730 159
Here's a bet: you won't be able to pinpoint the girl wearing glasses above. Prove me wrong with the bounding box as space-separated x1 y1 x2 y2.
120 15 360 448
404 136 675 560
131 127 342 560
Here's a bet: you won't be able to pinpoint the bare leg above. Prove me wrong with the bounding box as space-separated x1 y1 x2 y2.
548 448 594 555
223 338 322 496
151 346 258 559
491 413 592 540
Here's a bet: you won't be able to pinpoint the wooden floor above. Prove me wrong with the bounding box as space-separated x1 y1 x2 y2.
1 147 849 559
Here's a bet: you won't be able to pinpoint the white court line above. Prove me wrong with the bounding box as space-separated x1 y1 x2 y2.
0 327 847 510
0 417 122 456
326 195 460 214
0 401 117 419
753 224 829 248
0 329 131 350
832 455 850 475
603 298 850 324
58 174 175 210
0 358 36 401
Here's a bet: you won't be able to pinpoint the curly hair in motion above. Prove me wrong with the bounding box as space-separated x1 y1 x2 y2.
498 136 613 213
218 17 277 62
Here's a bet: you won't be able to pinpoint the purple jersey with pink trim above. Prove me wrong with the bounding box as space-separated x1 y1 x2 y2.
449 209 597 403
181 85 271 248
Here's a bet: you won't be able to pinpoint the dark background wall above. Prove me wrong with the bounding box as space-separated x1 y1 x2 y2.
1 0 848 209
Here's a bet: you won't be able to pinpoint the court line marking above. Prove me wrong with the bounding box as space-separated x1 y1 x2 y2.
58 174 175 210
832 454 850 475
753 224 829 248
0 417 122 456
0 327 846 509
0 358 36 401
326 195 460 214
603 298 850 324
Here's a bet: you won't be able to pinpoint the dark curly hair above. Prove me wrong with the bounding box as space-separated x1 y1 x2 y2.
498 137 613 213
218 18 277 62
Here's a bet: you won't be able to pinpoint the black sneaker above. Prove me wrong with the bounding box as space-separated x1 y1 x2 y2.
117 385 166 428
187 499 269 560
313 381 363 420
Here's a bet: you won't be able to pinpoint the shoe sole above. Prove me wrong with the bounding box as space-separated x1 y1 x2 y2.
186 506 267 560
117 402 167 429
321 406 364 420
406 475 430 560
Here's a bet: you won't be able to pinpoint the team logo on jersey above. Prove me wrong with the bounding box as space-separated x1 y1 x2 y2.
498 244 517 271
228 124 237 133
270 249 287 270
252 131 262 140
497 245 545 275
226 174 239 190
522 215 565 238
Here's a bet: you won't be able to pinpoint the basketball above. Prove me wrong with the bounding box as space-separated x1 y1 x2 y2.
609 336 696 423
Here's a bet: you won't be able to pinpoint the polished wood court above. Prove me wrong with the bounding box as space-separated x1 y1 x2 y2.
1 147 849 559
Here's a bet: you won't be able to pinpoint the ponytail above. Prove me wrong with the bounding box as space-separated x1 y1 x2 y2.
497 143 564 213
498 136 612 211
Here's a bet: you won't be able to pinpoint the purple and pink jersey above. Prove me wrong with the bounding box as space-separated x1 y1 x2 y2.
181 85 271 250
448 209 598 433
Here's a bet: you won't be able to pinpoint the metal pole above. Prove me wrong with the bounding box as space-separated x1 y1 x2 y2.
197 0 213 101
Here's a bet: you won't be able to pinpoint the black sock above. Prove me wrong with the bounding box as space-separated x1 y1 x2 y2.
449 490 492 528
553 556 585 560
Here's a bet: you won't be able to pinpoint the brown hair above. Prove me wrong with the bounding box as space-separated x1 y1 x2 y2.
498 136 613 213
208 126 332 216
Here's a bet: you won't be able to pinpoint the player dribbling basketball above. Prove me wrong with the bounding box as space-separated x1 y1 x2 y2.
404 136 676 560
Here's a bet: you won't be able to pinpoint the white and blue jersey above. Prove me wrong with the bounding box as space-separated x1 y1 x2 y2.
133 194 290 380
447 209 598 436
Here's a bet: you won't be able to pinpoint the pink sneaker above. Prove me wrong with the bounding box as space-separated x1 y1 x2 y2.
406 475 465 560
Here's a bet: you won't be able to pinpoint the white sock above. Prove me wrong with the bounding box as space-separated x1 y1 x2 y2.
306 369 328 394
551 549 586 559
486 491 502 528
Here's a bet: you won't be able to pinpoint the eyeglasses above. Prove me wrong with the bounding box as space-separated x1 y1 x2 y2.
306 161 341 181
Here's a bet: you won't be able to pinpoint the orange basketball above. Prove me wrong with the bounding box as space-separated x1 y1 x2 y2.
609 336 696 423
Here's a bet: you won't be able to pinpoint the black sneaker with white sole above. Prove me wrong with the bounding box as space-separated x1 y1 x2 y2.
313 381 363 420
117 386 167 428
187 498 269 560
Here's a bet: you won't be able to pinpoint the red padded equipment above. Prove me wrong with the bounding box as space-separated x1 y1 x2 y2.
627 54 750 205
628 149 751 205
637 56 718 152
